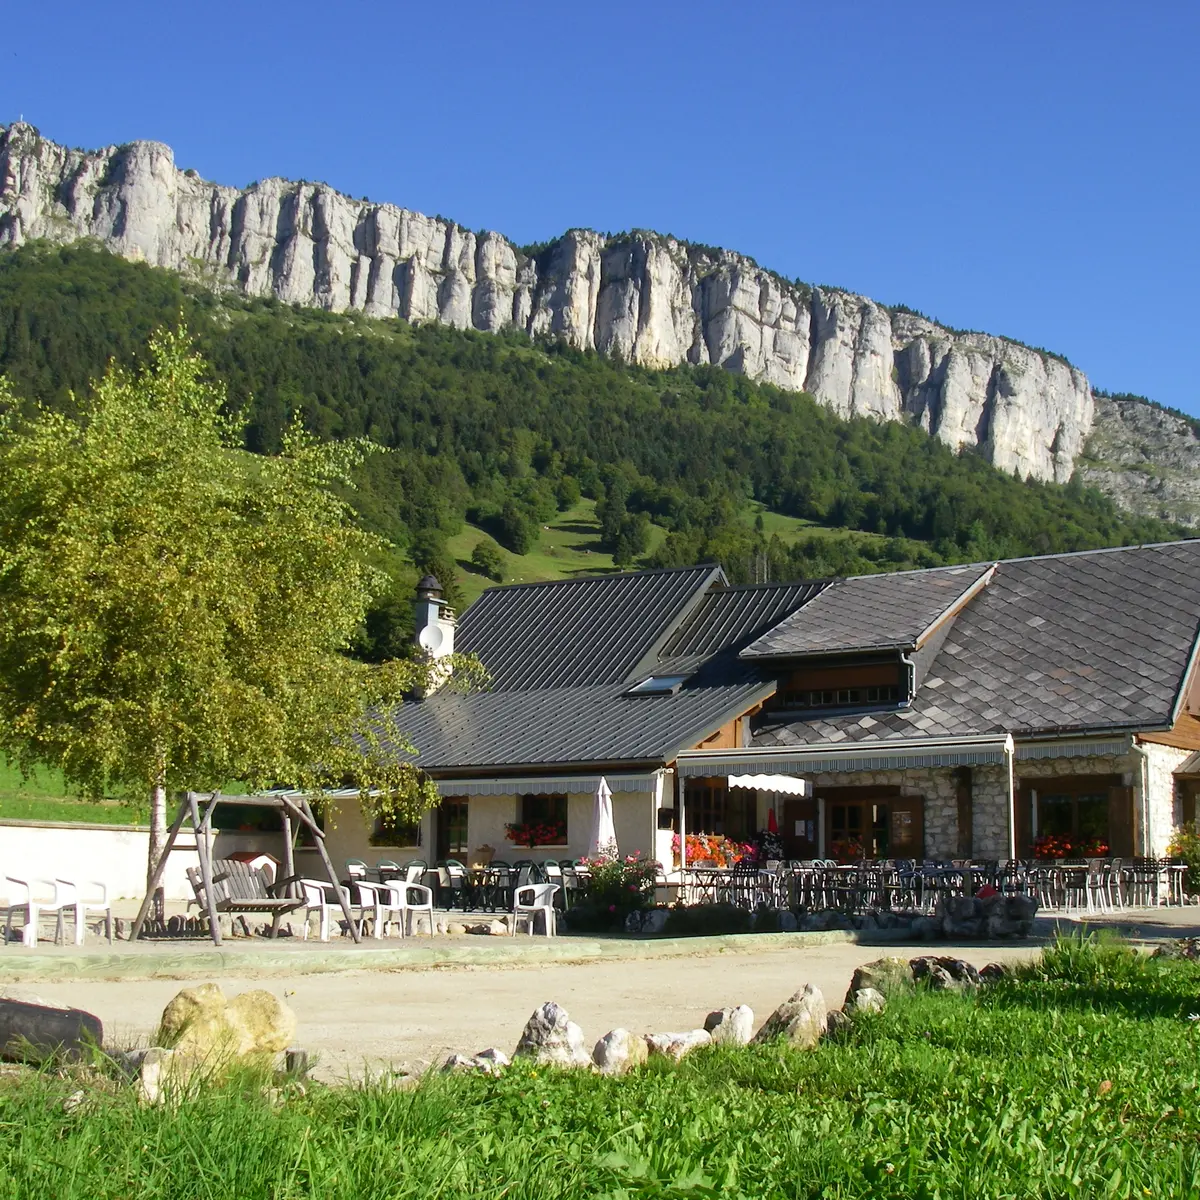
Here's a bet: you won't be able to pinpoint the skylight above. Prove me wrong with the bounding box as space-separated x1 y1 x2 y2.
625 674 689 696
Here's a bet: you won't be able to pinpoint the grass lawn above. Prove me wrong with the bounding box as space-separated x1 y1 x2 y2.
2 936 1197 1197
0 759 144 825
446 499 668 607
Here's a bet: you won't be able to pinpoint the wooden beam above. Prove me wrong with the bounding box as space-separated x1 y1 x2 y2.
130 796 192 941
190 790 223 946
301 795 360 943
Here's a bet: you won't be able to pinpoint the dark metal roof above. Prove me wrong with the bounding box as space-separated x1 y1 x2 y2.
387 678 775 771
658 581 828 665
742 562 994 658
754 541 1200 746
455 565 723 691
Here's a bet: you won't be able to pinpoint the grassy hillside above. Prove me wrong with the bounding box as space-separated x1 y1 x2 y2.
0 242 1187 615
0 760 143 824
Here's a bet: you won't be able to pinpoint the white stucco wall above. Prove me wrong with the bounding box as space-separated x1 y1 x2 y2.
0 821 199 901
1140 742 1191 856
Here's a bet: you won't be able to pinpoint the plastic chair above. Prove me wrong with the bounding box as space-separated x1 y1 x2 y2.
4 876 72 947
402 859 428 884
367 880 436 938
55 878 113 945
512 883 559 936
295 878 351 942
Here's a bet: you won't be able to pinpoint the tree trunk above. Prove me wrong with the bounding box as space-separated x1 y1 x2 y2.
147 778 167 896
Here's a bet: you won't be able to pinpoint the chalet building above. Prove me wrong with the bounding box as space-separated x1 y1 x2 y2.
322 541 1200 871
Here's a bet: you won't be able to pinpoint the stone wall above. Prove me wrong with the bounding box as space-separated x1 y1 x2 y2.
1140 743 1191 856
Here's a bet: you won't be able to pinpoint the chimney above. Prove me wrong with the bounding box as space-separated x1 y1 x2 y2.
412 575 456 695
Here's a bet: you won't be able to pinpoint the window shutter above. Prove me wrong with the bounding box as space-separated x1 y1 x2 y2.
1107 786 1135 858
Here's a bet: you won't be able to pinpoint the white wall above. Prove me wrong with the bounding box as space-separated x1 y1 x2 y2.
0 820 199 901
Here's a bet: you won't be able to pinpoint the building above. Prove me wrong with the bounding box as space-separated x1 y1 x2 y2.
322 541 1200 871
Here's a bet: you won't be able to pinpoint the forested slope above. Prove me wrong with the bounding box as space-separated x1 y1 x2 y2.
0 243 1185 629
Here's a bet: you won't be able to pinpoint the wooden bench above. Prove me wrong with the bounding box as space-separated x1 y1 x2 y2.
186 861 307 937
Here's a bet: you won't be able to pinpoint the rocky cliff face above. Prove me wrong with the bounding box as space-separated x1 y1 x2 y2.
0 122 1094 483
1079 397 1200 526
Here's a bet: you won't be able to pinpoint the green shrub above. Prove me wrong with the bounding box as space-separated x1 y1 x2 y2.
469 539 507 581
1168 826 1200 894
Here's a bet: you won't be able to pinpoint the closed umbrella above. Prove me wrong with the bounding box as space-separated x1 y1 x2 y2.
589 776 618 860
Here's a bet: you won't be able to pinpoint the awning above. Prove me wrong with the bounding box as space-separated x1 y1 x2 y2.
432 772 662 797
677 733 1013 777
727 773 810 796
1014 736 1132 762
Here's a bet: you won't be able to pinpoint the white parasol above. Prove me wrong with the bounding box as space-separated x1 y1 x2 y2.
588 776 618 860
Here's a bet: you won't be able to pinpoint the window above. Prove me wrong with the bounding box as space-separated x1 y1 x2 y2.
519 793 568 844
371 811 421 847
778 684 901 710
684 778 755 841
1036 790 1109 851
436 797 470 860
1019 774 1129 857
626 674 689 695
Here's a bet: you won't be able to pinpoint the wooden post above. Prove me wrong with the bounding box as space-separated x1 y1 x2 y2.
191 791 224 946
280 805 295 885
130 797 191 941
301 795 360 943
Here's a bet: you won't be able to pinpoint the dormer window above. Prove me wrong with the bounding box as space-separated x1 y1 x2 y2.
783 684 901 710
626 674 689 696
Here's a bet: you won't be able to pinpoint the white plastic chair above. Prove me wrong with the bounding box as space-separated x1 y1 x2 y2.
357 879 435 938
55 878 113 945
512 883 559 937
296 878 350 942
4 876 71 947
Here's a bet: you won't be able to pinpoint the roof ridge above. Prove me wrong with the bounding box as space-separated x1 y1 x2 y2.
994 538 1200 567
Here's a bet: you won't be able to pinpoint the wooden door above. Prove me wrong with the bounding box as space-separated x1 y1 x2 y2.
435 798 469 861
781 798 818 859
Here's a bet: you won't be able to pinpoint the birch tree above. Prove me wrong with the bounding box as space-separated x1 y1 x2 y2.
0 327 467 886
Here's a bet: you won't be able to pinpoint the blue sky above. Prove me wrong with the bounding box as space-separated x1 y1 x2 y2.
4 1 1197 412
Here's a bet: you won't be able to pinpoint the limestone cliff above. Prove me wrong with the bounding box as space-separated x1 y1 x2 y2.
1079 397 1200 526
0 122 1094 483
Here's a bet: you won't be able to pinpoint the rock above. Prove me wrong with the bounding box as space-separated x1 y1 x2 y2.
979 962 1013 984
625 908 669 934
447 923 466 935
227 990 297 1055
487 920 507 936
823 1009 853 1042
442 1048 510 1075
513 1002 590 1068
0 123 1097 489
848 958 913 998
847 987 886 1014
910 956 980 992
644 1030 712 1061
704 1005 754 1046
801 910 836 932
158 984 295 1061
61 1088 86 1114
911 916 941 940
779 911 798 933
751 984 827 1050
592 1028 649 1075
137 1047 187 1104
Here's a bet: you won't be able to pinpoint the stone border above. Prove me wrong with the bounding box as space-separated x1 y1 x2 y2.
0 929 871 983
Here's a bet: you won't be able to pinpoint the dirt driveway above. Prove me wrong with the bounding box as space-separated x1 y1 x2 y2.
24 940 1038 1080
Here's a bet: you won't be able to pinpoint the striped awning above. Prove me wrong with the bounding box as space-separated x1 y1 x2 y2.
677 734 1014 778
432 772 662 797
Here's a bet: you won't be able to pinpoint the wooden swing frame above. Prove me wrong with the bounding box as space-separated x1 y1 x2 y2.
130 790 360 945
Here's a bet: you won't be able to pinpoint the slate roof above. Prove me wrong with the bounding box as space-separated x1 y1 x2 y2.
742 562 993 658
754 541 1200 747
455 564 722 691
385 678 775 771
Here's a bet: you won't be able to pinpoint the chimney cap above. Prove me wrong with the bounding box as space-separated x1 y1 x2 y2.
416 574 443 599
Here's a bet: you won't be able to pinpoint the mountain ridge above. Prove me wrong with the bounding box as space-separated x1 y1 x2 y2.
0 121 1096 485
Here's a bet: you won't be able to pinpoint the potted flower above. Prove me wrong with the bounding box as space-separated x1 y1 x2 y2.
504 819 566 849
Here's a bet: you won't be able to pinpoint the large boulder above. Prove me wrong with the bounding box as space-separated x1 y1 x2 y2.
645 1030 712 1061
848 957 914 998
751 984 827 1050
513 1002 590 1068
158 984 296 1062
592 1028 649 1075
704 1005 754 1046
